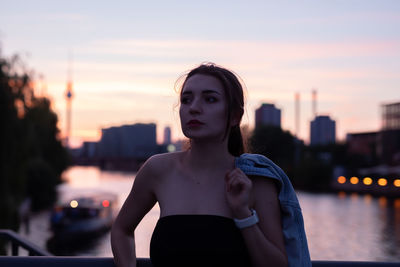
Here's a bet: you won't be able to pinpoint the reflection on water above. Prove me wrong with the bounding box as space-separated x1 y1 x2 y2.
56 166 160 257
301 191 400 261
381 198 400 260
20 166 400 261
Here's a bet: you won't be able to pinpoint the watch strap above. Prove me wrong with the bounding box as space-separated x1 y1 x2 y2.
233 209 259 229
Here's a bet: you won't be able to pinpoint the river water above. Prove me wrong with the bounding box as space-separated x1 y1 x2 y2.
19 166 400 262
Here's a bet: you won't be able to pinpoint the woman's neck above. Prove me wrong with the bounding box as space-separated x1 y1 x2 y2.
184 138 235 172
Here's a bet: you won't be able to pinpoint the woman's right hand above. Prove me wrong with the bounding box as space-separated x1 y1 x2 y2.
225 168 253 219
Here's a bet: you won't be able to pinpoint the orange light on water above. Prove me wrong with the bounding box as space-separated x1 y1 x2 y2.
102 200 110 208
379 196 387 207
54 206 63 212
378 178 387 186
394 179 400 187
364 194 372 204
394 199 400 208
337 176 346 184
350 177 359 184
350 192 359 200
363 177 373 185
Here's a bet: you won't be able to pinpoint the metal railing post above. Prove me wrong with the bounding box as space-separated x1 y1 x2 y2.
0 229 52 256
11 242 18 256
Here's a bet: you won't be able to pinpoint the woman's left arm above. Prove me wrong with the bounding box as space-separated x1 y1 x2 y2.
225 168 288 267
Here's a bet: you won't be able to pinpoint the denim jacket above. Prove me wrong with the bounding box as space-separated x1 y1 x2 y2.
235 153 311 267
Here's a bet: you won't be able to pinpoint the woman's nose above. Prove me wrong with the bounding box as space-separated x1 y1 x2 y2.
189 98 202 114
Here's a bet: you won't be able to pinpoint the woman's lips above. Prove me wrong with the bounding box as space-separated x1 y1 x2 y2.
187 120 204 126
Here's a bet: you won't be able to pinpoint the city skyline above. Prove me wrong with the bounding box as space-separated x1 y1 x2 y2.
1 1 399 147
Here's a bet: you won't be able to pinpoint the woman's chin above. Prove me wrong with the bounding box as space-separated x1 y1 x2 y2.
185 134 225 144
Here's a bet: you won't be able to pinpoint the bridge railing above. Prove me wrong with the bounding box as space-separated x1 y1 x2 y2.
0 256 400 267
0 229 52 256
1 229 400 266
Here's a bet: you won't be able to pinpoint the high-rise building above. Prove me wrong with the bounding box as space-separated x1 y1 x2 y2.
98 123 157 159
346 132 378 164
310 115 336 146
382 102 400 130
255 103 281 128
163 126 171 145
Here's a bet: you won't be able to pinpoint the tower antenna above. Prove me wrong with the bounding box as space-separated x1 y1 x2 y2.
65 51 74 148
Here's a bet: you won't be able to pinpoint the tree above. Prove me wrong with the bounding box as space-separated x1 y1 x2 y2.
248 125 349 191
249 125 297 179
0 53 70 245
0 55 28 233
23 97 70 210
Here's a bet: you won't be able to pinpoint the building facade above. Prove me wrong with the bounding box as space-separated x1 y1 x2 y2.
379 102 400 164
255 103 281 128
346 132 378 156
382 102 400 130
98 123 157 159
377 129 400 165
163 126 171 145
346 132 378 165
310 115 336 146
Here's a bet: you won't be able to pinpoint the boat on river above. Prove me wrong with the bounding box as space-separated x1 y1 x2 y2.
49 192 117 239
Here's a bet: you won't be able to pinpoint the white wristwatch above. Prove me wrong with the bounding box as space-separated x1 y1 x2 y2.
233 209 259 229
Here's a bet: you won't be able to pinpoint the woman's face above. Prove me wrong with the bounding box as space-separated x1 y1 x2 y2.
179 74 229 141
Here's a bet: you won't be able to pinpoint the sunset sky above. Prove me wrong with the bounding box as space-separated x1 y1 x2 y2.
1 0 399 147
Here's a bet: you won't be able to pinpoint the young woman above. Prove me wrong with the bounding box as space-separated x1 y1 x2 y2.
111 63 311 267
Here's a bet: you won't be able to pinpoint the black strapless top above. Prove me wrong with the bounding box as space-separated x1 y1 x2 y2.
150 215 251 267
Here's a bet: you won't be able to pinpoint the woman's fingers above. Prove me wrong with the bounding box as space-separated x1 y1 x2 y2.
225 168 252 194
225 168 253 216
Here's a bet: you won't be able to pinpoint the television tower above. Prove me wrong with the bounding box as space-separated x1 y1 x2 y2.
65 53 74 148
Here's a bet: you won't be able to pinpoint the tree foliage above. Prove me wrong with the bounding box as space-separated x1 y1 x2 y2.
248 125 350 191
249 125 296 176
0 54 70 236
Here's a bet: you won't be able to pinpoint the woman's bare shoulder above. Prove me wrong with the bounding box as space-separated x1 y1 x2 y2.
141 151 185 175
250 175 279 194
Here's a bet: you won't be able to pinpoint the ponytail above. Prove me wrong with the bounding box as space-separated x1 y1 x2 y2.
228 125 245 156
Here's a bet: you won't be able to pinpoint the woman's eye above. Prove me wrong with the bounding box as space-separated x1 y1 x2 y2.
206 96 217 103
181 97 191 104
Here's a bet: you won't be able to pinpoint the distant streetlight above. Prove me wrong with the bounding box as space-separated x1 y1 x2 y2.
363 177 373 186
350 177 359 185
167 144 176 153
70 200 78 208
337 176 346 184
378 178 387 186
